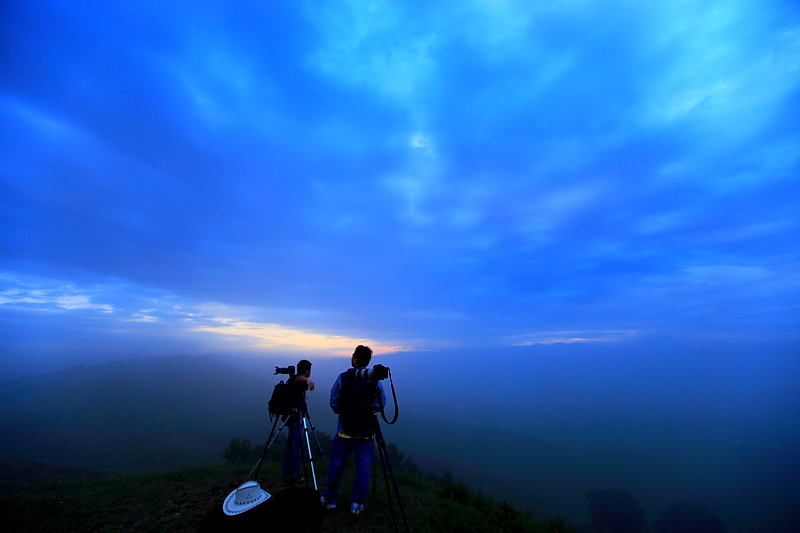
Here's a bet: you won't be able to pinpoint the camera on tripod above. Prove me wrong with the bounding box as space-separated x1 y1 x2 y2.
274 365 295 376
349 363 390 381
242 361 326 507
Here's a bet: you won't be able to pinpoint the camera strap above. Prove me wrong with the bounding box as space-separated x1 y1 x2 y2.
379 370 399 425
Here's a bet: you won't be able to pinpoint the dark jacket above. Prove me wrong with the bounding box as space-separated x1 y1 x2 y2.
330 368 386 438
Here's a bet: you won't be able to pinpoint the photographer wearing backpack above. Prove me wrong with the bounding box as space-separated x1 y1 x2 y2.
321 345 386 515
282 359 314 484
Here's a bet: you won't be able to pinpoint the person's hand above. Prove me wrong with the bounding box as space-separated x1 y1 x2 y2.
307 379 315 391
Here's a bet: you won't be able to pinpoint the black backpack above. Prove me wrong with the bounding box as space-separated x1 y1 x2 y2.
268 380 296 420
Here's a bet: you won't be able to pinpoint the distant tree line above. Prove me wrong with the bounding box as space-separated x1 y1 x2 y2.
583 487 726 533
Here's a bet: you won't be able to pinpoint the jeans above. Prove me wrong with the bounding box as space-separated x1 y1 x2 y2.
282 414 302 479
322 433 374 505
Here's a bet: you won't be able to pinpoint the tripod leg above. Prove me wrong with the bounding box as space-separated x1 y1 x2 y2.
301 415 318 490
374 436 399 533
303 410 329 472
249 414 292 481
372 414 411 533
297 419 309 486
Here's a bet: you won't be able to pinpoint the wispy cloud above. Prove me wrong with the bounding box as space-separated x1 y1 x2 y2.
0 272 411 356
192 316 410 355
509 331 637 347
305 0 438 103
0 274 114 313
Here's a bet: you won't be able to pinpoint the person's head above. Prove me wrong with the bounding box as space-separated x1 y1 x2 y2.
351 345 373 368
297 359 312 377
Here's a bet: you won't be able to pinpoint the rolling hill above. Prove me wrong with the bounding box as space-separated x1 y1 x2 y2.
0 356 275 472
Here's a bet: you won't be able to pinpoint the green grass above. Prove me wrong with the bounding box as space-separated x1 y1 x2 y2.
1 460 577 533
0 463 241 533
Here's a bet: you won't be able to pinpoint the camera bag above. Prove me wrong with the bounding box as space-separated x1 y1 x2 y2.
268 380 295 420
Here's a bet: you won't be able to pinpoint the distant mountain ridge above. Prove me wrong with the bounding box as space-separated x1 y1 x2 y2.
0 356 275 473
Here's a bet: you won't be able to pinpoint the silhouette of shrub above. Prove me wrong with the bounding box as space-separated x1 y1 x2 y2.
222 437 253 465
586 487 647 533
386 442 419 473
654 501 726 533
544 515 577 532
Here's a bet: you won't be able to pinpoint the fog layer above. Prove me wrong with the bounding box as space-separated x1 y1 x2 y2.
292 338 799 532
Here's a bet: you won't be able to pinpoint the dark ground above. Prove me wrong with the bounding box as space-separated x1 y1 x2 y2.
0 458 578 533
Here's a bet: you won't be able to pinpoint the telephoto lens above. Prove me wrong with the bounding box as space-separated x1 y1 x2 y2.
274 365 296 375
350 364 389 381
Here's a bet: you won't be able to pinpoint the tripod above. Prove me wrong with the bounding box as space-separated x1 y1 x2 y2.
248 401 328 490
370 407 411 533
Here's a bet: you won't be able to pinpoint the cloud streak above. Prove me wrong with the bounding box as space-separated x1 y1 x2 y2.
510 330 637 346
192 317 409 355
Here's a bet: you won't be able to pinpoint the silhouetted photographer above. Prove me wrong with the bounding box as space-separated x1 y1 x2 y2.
248 359 326 491
201 359 327 532
281 359 314 484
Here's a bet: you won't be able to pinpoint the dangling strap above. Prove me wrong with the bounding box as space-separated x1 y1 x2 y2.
379 370 399 425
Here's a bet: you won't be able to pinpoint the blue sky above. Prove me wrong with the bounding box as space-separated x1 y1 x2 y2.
1 0 799 378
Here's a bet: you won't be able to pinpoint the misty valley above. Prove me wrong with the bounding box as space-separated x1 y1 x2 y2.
1 355 797 532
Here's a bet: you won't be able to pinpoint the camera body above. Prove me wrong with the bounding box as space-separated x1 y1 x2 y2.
274 365 296 376
349 364 390 381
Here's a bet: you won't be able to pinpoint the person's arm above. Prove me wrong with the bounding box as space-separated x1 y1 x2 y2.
294 375 315 391
329 374 342 414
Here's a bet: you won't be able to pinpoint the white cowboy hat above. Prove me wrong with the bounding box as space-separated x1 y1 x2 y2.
223 480 271 516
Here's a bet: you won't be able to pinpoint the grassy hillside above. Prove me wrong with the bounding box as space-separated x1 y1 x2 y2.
0 458 577 533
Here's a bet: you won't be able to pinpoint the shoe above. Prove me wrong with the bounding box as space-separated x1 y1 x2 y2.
321 496 336 510
350 502 364 515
